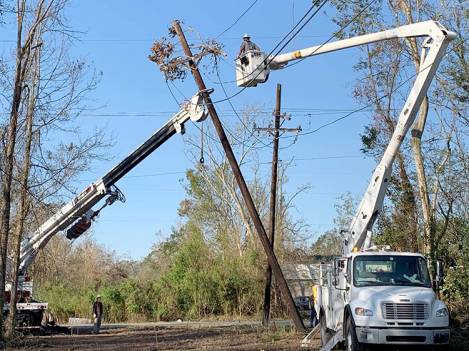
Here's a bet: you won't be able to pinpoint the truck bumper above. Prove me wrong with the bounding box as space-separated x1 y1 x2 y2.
355 326 450 345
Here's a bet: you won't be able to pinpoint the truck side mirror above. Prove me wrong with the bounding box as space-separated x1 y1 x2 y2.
436 260 444 283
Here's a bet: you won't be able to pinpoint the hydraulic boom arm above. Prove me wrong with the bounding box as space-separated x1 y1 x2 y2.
235 20 455 254
18 94 206 274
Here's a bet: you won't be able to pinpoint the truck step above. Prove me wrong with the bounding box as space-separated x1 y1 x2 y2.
320 329 343 351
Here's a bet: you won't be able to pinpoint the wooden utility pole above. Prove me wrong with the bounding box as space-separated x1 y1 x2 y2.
263 84 282 327
172 20 305 333
257 84 302 326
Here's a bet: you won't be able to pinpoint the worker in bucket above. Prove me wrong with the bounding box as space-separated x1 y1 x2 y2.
92 295 104 334
237 33 261 64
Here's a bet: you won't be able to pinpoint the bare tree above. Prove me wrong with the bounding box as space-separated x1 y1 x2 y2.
0 0 108 339
181 108 310 259
5 17 42 335
0 0 52 338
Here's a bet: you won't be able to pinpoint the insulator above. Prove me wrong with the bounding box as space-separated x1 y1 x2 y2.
66 217 92 240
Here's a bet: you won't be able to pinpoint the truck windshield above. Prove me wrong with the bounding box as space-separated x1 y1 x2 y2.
353 255 431 288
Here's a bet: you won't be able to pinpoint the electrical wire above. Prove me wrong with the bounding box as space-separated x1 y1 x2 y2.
282 0 379 71
164 80 222 145
211 0 462 139
203 0 329 150
209 0 382 102
215 0 259 39
213 61 273 150
165 80 182 107
210 0 328 96
165 78 248 147
80 154 364 180
0 107 387 118
159 39 269 150
281 42 463 139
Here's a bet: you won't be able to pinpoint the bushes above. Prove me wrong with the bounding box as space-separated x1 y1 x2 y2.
36 283 95 323
35 229 267 323
149 229 264 321
32 162 299 323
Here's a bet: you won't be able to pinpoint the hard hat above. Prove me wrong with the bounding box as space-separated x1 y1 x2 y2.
96 294 102 298
243 33 250 39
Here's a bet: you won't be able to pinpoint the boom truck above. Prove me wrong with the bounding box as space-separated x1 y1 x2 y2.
235 20 455 350
4 93 207 332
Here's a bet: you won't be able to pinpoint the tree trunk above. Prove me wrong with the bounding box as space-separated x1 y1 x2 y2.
399 0 434 256
410 98 434 255
0 4 27 338
6 30 41 336
0 0 47 337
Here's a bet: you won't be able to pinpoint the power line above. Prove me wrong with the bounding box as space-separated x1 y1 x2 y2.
257 155 364 165
163 72 261 150
214 61 273 150
212 0 328 101
211 4 328 149
280 40 465 139
0 107 394 118
164 80 224 146
211 0 381 100
166 74 259 148
0 34 333 44
282 0 378 71
215 0 259 39
89 155 365 179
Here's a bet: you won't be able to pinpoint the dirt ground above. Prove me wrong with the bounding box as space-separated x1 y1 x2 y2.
9 325 320 351
9 324 466 351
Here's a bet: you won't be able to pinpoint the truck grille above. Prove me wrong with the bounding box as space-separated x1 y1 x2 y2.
382 303 429 320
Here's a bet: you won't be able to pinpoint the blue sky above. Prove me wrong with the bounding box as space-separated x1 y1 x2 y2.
2 1 385 260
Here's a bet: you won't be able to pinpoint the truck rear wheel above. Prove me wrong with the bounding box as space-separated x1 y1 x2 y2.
345 317 363 351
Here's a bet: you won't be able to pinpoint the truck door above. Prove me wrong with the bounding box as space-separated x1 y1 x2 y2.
331 258 347 330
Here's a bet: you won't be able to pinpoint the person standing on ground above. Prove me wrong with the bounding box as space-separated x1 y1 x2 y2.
92 295 103 334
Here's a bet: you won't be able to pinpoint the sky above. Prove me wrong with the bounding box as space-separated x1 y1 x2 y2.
1 1 387 260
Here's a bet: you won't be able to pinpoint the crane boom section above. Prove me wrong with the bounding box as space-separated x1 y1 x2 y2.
341 26 455 253
18 94 206 273
102 96 204 186
270 21 454 68
235 20 455 253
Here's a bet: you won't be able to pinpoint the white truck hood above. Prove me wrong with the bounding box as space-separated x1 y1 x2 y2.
350 285 448 328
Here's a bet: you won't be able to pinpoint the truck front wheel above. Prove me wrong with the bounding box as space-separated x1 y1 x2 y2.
345 317 363 351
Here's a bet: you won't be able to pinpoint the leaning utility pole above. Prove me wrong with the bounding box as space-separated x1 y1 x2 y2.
256 84 302 326
171 20 305 332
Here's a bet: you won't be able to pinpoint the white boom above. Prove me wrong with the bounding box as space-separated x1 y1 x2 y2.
235 20 456 255
17 93 206 275
236 19 456 351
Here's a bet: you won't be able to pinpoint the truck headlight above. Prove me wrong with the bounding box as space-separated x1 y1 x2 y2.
355 307 373 316
435 308 448 317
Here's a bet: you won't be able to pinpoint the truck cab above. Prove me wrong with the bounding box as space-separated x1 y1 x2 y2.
318 250 450 349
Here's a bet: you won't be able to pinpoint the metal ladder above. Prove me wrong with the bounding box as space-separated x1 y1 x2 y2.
301 325 343 350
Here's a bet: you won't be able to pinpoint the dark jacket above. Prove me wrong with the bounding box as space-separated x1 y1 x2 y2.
93 300 103 318
237 40 261 58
